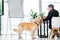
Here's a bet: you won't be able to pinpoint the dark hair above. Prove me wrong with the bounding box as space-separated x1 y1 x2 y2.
48 4 54 9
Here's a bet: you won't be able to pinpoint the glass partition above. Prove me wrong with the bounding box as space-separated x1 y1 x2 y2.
0 0 4 15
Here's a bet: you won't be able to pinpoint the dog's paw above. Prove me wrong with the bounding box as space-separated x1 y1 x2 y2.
32 37 36 39
19 37 22 39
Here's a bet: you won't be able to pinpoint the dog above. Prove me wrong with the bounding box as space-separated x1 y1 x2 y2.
49 28 60 38
13 16 42 39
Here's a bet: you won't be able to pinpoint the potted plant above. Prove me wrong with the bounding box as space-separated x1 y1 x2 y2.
40 12 45 19
30 9 38 21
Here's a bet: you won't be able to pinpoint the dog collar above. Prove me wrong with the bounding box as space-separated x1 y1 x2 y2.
34 22 39 26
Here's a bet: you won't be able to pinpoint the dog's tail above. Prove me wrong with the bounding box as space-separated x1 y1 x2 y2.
13 28 17 32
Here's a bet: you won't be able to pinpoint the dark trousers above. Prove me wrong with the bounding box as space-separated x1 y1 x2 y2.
49 19 52 29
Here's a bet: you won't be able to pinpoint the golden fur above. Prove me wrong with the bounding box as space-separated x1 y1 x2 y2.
13 16 42 39
49 28 60 38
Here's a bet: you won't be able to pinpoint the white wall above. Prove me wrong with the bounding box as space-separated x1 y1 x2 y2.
8 0 24 18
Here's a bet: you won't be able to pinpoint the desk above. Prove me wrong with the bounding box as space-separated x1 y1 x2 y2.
38 18 49 38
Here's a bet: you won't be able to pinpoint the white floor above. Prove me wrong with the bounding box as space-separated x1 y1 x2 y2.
0 34 60 40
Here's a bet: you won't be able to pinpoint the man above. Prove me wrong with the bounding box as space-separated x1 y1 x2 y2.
43 4 59 29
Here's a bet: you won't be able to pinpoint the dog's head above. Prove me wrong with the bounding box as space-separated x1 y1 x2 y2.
33 15 42 24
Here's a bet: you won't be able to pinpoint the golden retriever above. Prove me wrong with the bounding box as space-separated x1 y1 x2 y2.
49 28 60 38
13 16 42 39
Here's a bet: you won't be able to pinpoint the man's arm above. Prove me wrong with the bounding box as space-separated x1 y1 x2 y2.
43 12 52 21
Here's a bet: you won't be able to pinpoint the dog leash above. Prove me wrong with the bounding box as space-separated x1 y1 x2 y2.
34 22 39 26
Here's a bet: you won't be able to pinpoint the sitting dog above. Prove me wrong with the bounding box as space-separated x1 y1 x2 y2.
49 28 60 38
13 16 42 39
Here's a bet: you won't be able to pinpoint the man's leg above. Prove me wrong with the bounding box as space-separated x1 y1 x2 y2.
49 24 52 29
49 19 52 29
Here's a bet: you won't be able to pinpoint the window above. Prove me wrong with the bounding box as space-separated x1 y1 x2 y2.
23 0 39 16
42 0 60 16
1 0 8 35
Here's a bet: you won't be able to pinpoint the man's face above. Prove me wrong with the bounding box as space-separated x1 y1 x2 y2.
47 7 52 11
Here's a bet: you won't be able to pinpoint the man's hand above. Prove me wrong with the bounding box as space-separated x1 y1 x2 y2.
43 16 47 19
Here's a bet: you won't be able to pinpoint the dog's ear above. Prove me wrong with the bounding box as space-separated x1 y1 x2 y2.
37 13 40 16
37 14 42 17
37 15 41 19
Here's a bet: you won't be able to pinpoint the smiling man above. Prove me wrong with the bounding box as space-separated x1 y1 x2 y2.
43 4 59 29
